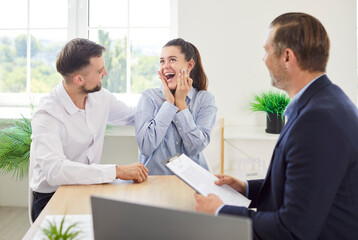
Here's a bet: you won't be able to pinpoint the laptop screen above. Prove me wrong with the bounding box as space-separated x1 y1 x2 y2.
91 196 252 240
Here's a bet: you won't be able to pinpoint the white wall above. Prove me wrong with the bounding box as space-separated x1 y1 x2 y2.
178 0 357 175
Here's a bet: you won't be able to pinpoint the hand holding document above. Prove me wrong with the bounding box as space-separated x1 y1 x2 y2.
165 154 251 207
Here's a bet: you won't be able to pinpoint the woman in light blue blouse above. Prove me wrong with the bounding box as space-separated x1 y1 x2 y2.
135 38 217 175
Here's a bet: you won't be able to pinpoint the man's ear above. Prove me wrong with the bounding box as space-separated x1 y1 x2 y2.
73 74 84 86
283 48 296 69
187 59 195 72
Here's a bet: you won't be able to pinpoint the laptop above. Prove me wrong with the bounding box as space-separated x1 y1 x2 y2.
91 196 252 240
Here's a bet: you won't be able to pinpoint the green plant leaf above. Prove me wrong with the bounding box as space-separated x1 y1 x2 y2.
0 115 32 180
42 216 82 240
250 90 290 115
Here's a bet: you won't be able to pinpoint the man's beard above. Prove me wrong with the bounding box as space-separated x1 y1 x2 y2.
82 84 101 94
271 75 288 90
270 66 288 91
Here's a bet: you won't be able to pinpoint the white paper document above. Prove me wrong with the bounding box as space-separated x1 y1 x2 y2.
166 154 251 207
34 214 93 240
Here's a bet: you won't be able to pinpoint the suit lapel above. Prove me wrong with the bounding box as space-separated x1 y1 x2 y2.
256 75 332 205
275 75 331 148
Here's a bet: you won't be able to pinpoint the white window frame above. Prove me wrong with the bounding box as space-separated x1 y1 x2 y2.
0 0 178 119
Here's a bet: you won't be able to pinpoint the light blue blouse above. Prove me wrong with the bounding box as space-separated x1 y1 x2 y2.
135 86 217 175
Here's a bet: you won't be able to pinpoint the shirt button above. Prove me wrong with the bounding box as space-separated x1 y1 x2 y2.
179 127 182 130
176 141 179 145
176 121 178 123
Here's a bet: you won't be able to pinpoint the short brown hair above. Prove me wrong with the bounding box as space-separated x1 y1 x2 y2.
56 38 105 77
270 12 330 72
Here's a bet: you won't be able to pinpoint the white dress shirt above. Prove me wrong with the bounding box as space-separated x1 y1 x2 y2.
30 82 135 193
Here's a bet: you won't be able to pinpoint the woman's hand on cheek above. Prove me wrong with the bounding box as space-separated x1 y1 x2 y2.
175 69 192 111
158 71 175 104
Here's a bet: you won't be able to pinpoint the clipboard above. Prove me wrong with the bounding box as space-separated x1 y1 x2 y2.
164 154 251 207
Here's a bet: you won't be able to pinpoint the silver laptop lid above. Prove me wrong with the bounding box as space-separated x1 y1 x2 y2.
91 196 252 240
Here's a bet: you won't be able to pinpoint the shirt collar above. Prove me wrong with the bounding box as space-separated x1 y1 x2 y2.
283 73 325 119
56 81 80 115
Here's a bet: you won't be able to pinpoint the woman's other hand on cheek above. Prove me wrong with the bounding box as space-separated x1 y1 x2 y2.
175 68 192 111
158 71 175 104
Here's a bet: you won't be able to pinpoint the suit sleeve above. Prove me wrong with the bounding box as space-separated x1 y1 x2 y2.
247 179 264 208
219 110 351 240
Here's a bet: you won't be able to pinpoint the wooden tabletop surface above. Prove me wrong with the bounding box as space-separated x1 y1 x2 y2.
22 175 196 239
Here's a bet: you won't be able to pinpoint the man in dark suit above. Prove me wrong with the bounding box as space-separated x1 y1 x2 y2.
195 12 358 239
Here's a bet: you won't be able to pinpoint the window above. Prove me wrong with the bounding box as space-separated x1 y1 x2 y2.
0 0 177 118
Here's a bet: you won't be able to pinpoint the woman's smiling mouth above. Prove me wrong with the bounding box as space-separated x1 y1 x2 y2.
164 72 175 81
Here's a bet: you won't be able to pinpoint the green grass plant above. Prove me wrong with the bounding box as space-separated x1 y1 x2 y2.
250 90 290 118
0 116 32 180
42 216 82 240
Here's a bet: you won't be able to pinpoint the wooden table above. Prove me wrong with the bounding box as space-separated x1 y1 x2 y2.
22 176 196 239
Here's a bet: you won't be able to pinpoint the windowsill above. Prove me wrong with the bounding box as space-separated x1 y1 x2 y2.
0 92 142 121
0 107 33 120
0 92 139 137
0 107 135 137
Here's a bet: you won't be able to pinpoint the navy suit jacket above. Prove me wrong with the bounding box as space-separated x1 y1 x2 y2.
220 75 358 240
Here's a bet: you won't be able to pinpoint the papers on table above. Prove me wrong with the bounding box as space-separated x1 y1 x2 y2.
34 214 93 240
165 154 251 207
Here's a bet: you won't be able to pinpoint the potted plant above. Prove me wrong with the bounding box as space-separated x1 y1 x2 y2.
0 116 32 180
250 90 290 134
42 215 82 240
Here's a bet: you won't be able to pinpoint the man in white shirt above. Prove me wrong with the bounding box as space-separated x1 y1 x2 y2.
30 38 148 221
